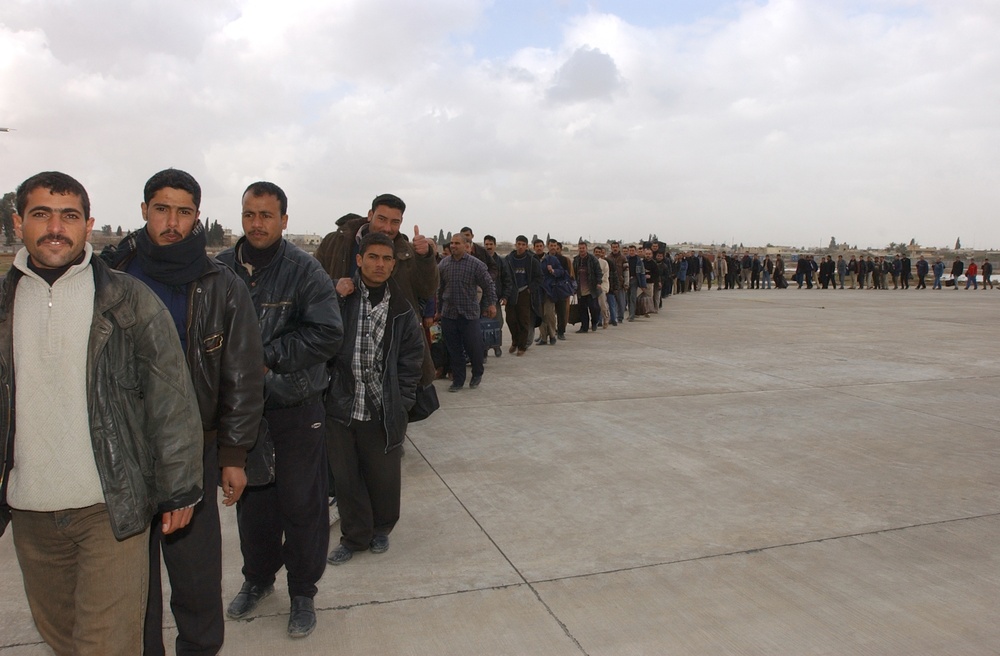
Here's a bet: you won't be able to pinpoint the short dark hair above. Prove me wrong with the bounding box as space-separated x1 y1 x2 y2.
533 239 544 246
483 235 496 244
359 231 395 256
144 168 201 208
16 171 91 219
516 235 528 243
371 193 405 214
243 181 287 215
460 227 473 236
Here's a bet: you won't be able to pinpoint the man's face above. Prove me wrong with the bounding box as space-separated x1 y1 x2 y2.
628 246 637 257
611 243 620 255
578 243 587 257
655 252 663 261
461 229 474 244
368 205 403 238
241 192 287 250
14 187 95 269
595 248 604 260
515 240 528 255
449 236 466 257
142 187 199 246
534 242 544 255
644 249 652 259
548 242 559 256
484 239 495 256
357 243 396 287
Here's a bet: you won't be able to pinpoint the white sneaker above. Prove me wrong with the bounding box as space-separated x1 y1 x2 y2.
329 498 340 526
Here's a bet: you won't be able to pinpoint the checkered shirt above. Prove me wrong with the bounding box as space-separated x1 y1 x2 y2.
350 281 390 421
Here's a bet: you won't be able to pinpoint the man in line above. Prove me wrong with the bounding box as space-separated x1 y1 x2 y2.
932 257 945 289
502 235 542 354
326 233 425 565
104 169 265 656
606 241 627 323
915 255 929 289
982 258 993 290
219 182 342 639
950 256 964 290
625 244 645 321
1 172 203 655
437 233 497 390
572 241 603 331
460 227 499 281
548 240 574 339
314 193 438 384
595 245 613 325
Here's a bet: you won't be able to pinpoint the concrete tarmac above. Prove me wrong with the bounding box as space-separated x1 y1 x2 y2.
2 286 999 655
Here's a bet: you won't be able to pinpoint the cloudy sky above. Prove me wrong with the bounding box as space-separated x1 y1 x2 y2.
2 0 998 249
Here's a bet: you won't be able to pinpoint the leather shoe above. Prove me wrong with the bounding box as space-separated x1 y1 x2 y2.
469 376 481 389
287 596 316 638
447 384 462 393
227 582 274 619
370 534 390 554
327 543 354 565
508 344 517 353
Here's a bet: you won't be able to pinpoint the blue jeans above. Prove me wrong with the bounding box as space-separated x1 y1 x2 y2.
607 292 619 324
442 316 483 386
613 289 625 322
762 271 772 289
628 280 639 320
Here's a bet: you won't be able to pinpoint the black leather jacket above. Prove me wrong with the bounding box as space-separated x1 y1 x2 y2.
0 254 203 539
324 276 424 451
217 238 343 409
104 237 266 467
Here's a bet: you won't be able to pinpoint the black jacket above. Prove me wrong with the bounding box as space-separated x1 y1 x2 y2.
572 253 603 294
324 276 424 452
104 235 266 467
217 238 343 409
1 254 203 539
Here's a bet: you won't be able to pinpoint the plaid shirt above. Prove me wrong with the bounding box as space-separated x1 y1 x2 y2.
350 281 390 421
437 253 497 319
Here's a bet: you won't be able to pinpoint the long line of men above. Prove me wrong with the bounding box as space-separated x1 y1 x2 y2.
1 171 434 654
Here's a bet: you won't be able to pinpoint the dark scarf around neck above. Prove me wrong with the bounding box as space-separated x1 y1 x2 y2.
135 220 212 286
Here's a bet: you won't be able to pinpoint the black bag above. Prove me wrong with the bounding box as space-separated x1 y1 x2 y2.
245 417 275 487
480 317 503 349
408 383 440 423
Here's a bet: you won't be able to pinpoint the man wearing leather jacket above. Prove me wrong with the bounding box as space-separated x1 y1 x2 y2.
0 171 203 655
217 181 342 639
325 232 424 566
103 168 265 656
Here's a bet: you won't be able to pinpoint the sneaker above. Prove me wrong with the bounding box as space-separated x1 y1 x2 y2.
226 582 274 619
327 544 354 565
329 497 340 526
370 534 390 554
469 376 481 389
448 384 462 393
288 596 316 638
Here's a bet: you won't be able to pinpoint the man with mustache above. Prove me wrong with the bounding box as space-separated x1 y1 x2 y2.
217 181 342 639
103 169 265 656
0 171 203 655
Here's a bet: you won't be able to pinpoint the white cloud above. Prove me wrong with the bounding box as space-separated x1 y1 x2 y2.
2 0 999 249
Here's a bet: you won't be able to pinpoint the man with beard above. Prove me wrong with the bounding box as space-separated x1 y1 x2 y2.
219 182 342 638
606 241 627 324
104 169 265 655
314 194 438 384
501 236 542 354
1 172 203 655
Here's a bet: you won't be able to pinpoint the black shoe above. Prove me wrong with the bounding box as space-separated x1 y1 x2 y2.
469 376 481 389
549 336 556 344
227 582 274 619
610 321 618 326
535 339 548 345
534 338 544 345
327 544 354 565
288 596 316 638
370 534 390 554
493 347 502 357
575 328 588 333
557 333 566 341
448 384 462 393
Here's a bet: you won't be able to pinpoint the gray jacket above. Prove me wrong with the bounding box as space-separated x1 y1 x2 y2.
0 256 203 539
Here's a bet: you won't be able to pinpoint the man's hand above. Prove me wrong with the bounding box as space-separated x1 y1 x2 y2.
221 466 247 507
336 277 355 297
162 507 195 535
484 305 497 319
413 225 436 256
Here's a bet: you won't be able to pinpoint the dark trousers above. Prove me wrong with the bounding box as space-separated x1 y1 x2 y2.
442 316 483 387
556 298 569 335
578 294 600 330
327 418 402 552
144 441 222 656
505 288 532 350
237 402 329 599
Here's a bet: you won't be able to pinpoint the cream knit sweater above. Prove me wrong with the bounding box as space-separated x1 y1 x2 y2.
6 245 105 512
